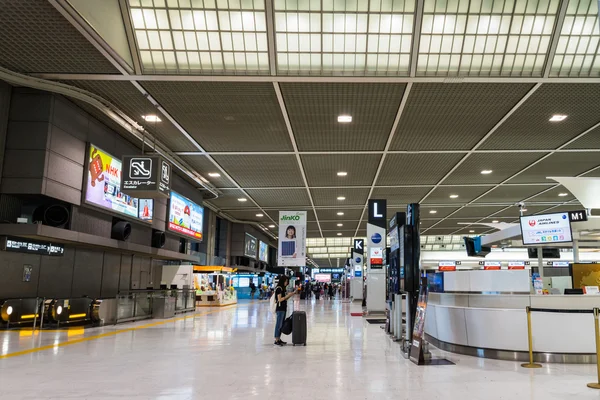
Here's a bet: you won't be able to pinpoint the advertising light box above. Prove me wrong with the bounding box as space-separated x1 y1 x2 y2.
315 273 331 283
520 212 573 245
168 191 204 240
245 233 257 259
258 241 268 262
85 144 153 222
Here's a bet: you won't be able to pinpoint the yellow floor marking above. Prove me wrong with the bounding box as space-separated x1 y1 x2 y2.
0 305 236 360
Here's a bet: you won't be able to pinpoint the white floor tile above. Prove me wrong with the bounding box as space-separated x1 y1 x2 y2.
1 299 600 399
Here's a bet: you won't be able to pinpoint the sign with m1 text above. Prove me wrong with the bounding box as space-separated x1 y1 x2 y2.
121 155 171 198
568 209 588 222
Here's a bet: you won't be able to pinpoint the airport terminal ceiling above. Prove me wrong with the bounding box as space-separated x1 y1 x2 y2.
1 0 600 266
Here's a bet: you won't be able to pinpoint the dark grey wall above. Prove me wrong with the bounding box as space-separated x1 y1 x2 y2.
0 81 11 185
230 223 277 258
0 85 209 299
0 246 159 299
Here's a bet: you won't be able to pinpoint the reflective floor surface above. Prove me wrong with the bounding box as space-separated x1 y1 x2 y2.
1 299 600 399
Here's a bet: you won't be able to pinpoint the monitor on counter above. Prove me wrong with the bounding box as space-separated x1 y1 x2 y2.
520 212 573 245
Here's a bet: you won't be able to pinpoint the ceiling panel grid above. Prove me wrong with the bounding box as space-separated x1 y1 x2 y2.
211 154 305 187
301 154 383 186
142 81 294 151
65 80 198 152
550 0 600 77
417 0 560 76
128 0 270 74
481 83 600 150
281 82 406 151
274 0 416 75
390 82 535 150
0 0 119 74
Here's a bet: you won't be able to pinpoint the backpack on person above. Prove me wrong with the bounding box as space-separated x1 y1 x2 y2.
269 289 278 313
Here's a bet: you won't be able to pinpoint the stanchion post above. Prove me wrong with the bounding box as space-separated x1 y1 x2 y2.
587 308 600 389
521 306 542 368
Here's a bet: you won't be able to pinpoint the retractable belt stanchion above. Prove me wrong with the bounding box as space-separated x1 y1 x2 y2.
587 308 600 389
521 306 542 369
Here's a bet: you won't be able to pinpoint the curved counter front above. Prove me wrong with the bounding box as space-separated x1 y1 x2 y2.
425 293 600 361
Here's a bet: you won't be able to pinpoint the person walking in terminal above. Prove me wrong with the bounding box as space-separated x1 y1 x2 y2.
274 275 296 346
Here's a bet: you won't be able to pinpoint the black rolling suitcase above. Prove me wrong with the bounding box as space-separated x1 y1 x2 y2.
300 292 306 300
292 311 307 346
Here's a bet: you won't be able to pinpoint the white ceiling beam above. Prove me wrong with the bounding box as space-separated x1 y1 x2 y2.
29 73 600 84
264 0 277 76
353 83 413 237
118 0 143 75
543 0 570 78
273 82 324 238
410 0 424 78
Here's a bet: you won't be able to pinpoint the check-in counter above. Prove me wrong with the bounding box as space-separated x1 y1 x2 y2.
425 292 600 362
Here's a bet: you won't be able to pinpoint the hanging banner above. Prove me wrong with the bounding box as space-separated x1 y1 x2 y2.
278 211 307 266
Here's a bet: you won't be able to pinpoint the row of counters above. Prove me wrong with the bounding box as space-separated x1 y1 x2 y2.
425 293 600 356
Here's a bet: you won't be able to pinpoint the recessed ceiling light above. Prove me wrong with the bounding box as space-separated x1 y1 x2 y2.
337 171 348 177
549 114 567 122
337 212 344 216
492 220 499 223
237 198 247 202
481 170 493 175
558 192 568 197
208 172 221 177
337 232 342 236
429 210 437 214
256 213 264 217
449 194 459 199
337 223 343 227
142 115 161 122
337 196 346 201
269 224 275 228
469 230 475 233
337 115 352 123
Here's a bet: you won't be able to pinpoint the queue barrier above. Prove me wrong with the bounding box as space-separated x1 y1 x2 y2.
521 306 600 389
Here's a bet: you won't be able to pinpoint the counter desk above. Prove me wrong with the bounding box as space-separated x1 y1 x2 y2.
425 292 600 363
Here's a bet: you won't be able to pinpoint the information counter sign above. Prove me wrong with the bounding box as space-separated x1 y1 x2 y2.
483 261 501 270
508 261 526 270
438 261 456 271
520 212 573 245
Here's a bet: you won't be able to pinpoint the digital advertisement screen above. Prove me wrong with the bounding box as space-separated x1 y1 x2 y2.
258 241 268 262
315 273 331 283
85 144 153 222
245 233 257 259
168 191 204 240
389 227 400 252
520 212 573 245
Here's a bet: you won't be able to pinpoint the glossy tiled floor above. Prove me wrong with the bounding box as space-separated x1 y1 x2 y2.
1 299 600 399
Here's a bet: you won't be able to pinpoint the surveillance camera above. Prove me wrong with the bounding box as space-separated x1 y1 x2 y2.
517 202 526 208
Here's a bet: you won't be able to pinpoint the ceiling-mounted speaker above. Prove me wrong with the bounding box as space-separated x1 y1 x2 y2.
32 204 70 228
112 220 131 241
152 229 166 248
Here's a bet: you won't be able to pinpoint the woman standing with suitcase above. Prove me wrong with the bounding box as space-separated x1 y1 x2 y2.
273 276 297 346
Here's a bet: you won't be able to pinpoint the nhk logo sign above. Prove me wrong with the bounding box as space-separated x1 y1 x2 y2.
281 215 301 221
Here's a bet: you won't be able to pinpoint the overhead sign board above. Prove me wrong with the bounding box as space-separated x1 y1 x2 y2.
318 268 344 273
519 212 573 245
368 199 387 227
353 238 364 255
121 155 171 198
568 209 588 222
4 236 64 256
